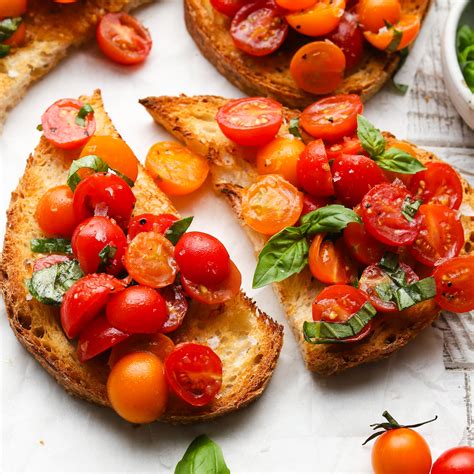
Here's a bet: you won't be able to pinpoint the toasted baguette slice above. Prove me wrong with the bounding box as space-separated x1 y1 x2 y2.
0 90 283 424
140 94 474 375
0 0 153 129
184 0 430 109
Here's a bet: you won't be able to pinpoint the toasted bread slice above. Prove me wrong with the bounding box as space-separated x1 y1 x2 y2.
140 94 474 375
0 90 283 424
184 0 431 109
0 0 153 129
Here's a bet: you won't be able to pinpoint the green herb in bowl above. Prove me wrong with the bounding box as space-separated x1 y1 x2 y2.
457 24 474 92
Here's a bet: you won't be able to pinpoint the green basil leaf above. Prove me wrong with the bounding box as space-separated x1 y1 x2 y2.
114 169 135 187
30 238 72 254
36 124 43 132
401 196 422 222
67 155 109 191
301 204 361 235
375 147 426 174
394 277 436 311
393 82 409 94
289 118 303 140
375 281 395 302
75 103 94 127
99 245 117 266
378 252 407 287
175 435 230 474
26 260 83 305
357 115 386 158
165 216 193 245
387 28 403 53
0 17 22 42
303 302 377 344
0 43 10 58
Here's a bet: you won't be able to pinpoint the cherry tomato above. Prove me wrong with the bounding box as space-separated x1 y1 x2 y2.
33 255 70 272
241 174 303 235
361 183 420 246
0 0 27 18
230 0 288 57
160 285 189 333
164 343 223 407
409 162 463 210
128 213 178 240
433 256 474 313
80 136 138 183
297 139 334 197
216 97 283 147
300 95 363 142
211 0 251 17
409 204 464 267
332 154 387 207
290 41 346 95
35 185 78 238
431 446 474 474
344 220 387 265
312 285 373 342
325 135 365 161
275 0 315 10
3 22 26 48
124 232 178 288
372 427 432 474
256 136 306 186
96 13 152 65
107 352 168 423
308 234 357 284
61 274 127 339
286 0 346 37
181 260 241 305
357 0 401 33
71 216 127 276
73 173 136 229
300 194 331 220
359 263 419 312
76 315 129 363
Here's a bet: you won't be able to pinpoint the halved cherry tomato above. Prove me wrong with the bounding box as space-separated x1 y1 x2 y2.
433 256 474 313
145 142 209 196
35 185 78 238
80 136 138 183
256 136 306 186
312 285 373 342
357 0 401 33
160 285 189 333
290 41 346 95
432 446 474 474
73 173 136 229
61 274 127 339
286 0 346 37
297 139 334 197
308 234 357 284
216 97 283 147
76 315 129 363
164 343 223 407
107 352 168 423
3 22 26 48
96 13 152 65
325 135 364 160
241 174 303 235
276 0 315 10
300 95 363 142
300 194 331 220
211 0 251 16
41 99 96 150
230 0 288 56
361 183 420 246
409 204 464 267
33 255 70 272
344 220 387 265
124 231 178 288
0 0 27 17
128 213 178 240
409 162 463 210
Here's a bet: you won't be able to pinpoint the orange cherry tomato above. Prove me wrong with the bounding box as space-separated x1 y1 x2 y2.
145 142 209 196
290 41 346 95
286 0 346 37
0 0 27 17
107 352 168 424
276 0 316 10
3 22 26 48
357 0 401 33
242 174 303 235
80 136 138 183
256 136 305 186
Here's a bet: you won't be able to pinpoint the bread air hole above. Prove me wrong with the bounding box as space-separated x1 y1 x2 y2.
33 326 45 339
18 314 31 330
385 334 397 345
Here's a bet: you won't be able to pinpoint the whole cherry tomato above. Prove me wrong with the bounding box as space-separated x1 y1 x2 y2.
431 446 474 474
128 213 178 240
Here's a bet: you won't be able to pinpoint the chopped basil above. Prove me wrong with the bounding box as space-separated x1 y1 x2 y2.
67 155 109 191
30 238 72 254
165 216 193 245
394 277 436 311
289 118 303 140
75 103 94 127
387 28 403 53
99 244 117 266
36 124 43 132
401 196 422 222
0 17 22 43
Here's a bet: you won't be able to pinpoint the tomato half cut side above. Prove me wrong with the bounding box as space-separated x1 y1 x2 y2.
160 285 189 333
325 135 365 161
164 343 223 407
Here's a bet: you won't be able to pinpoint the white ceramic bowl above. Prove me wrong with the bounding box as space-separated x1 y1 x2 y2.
441 0 474 129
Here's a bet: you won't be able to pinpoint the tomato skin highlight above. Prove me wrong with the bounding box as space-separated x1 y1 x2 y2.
431 446 474 474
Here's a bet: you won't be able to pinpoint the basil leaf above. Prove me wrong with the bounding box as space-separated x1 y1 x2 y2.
303 302 377 344
75 103 94 127
375 147 426 174
67 155 109 191
289 118 303 139
387 28 403 53
394 277 436 311
375 281 395 302
165 217 193 245
401 196 422 222
378 252 399 272
0 17 22 42
36 124 43 132
253 225 309 289
114 169 135 188
175 435 230 474
357 115 386 158
30 238 72 254
378 252 407 287
99 244 117 266
26 260 83 305
393 82 409 94
0 43 10 57
301 204 360 235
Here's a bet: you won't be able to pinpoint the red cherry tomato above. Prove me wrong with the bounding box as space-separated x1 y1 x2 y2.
61 274 127 339
409 162 463 210
325 135 365 161
312 285 373 343
300 95 364 142
106 286 168 334
409 204 464 267
343 220 387 265
361 183 420 246
160 285 189 333
431 446 474 474
33 255 70 272
297 139 334 197
128 213 178 240
433 256 474 313
332 154 387 207
216 97 283 147
300 194 331 220
4 21 26 48
73 173 136 229
96 13 152 65
211 0 251 17
174 232 231 287
0 0 27 17
181 260 242 305
164 343 223 407
76 315 129 363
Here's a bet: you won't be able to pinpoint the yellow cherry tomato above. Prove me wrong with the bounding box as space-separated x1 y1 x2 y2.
357 0 402 33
